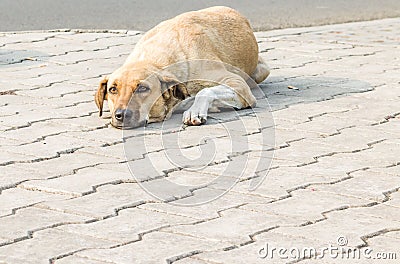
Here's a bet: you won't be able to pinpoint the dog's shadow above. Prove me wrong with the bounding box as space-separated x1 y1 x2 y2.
258 75 373 111
144 75 373 130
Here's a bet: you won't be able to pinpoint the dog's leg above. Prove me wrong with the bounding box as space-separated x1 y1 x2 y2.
183 77 256 125
251 56 270 84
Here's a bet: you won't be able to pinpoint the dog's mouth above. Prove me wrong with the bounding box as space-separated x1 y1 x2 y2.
111 120 148 129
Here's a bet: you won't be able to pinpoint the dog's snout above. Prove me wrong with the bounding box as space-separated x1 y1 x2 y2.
114 108 133 122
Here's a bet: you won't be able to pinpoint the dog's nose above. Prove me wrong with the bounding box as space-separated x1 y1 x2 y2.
114 109 133 122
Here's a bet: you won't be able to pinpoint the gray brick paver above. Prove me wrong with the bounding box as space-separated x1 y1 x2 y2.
194 231 328 264
57 207 195 244
0 188 68 217
0 207 92 243
1 18 399 263
75 231 229 264
0 229 115 264
39 183 154 219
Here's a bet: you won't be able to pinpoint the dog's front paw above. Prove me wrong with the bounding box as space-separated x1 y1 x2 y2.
182 108 207 126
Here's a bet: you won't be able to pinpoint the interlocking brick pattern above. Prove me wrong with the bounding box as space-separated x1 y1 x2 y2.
0 18 399 263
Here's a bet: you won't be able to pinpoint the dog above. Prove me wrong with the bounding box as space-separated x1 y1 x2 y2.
95 6 270 128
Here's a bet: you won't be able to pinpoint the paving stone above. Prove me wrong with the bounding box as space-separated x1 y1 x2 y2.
348 141 400 167
0 150 37 165
0 121 78 144
0 207 92 242
0 109 70 129
56 256 111 264
39 183 154 219
140 187 273 219
51 114 107 129
172 151 273 183
325 98 399 121
342 203 400 225
20 151 120 178
301 232 400 263
66 127 123 145
1 18 400 262
19 166 133 197
75 232 228 264
57 207 194 243
163 208 300 245
0 101 48 117
274 127 322 146
9 134 100 158
383 230 400 241
77 144 127 161
195 231 328 264
16 74 70 88
0 187 68 217
0 229 115 264
0 163 44 189
279 114 369 135
308 126 389 151
307 151 395 174
273 208 400 248
354 234 400 263
374 165 400 177
213 165 347 200
241 189 372 223
315 170 400 202
353 84 400 101
174 258 214 264
273 140 342 166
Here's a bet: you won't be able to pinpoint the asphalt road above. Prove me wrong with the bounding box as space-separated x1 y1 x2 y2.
1 0 400 32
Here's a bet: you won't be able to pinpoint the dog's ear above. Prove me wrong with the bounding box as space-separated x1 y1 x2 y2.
171 83 187 100
159 72 188 101
95 77 108 117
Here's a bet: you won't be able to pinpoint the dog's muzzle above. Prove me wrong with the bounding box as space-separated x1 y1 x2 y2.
111 108 147 129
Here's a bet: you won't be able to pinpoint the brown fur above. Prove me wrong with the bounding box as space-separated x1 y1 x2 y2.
95 6 270 128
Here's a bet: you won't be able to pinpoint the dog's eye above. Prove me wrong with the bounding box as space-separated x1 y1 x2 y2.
108 87 117 94
137 85 150 93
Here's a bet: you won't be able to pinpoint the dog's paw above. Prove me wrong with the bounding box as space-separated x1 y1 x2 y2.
182 108 207 126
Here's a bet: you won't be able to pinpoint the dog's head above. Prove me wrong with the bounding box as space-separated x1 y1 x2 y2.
95 61 188 129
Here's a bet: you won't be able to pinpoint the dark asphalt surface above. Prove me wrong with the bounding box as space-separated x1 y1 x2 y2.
1 0 400 32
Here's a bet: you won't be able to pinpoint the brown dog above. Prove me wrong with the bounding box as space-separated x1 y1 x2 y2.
95 6 270 128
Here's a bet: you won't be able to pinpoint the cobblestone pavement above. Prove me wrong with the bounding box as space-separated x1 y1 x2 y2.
0 18 399 263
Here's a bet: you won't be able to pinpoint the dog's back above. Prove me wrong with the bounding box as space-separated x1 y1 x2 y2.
126 6 259 76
